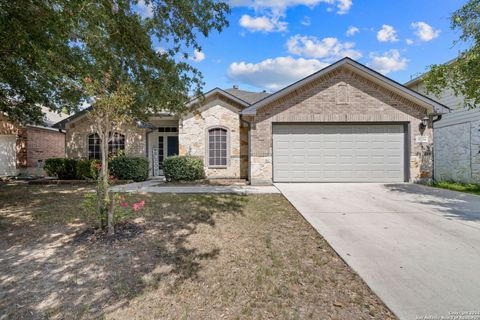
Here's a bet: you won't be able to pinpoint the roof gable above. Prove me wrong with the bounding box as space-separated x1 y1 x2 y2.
241 57 449 116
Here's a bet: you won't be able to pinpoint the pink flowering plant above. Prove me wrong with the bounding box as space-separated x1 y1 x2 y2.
83 167 146 232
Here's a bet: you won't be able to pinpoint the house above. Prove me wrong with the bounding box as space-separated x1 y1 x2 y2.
0 107 68 177
406 68 480 183
57 58 448 184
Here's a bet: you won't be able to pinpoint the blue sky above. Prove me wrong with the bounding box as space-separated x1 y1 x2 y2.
143 0 469 93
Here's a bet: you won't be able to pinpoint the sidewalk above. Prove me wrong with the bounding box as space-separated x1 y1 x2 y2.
110 179 280 195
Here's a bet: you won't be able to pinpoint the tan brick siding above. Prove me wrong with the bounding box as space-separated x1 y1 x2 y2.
65 115 147 159
250 67 433 184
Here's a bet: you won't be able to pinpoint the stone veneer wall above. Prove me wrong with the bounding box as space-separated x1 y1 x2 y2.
65 116 147 159
434 110 480 183
179 95 248 179
249 67 432 185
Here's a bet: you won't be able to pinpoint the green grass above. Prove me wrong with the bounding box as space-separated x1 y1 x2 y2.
427 181 480 196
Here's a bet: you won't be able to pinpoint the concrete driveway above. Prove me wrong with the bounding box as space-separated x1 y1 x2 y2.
276 183 480 320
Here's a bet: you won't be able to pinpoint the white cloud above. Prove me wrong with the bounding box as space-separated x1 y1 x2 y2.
411 22 440 42
377 24 398 42
301 16 311 26
405 38 414 45
227 56 328 91
239 14 288 32
137 0 153 19
286 34 362 60
368 49 408 74
346 26 359 36
229 0 353 15
189 50 205 62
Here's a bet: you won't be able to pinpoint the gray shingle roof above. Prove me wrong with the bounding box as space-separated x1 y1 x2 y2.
223 88 270 105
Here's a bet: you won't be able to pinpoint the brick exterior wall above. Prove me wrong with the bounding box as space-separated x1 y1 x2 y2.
0 117 65 173
65 115 147 159
25 127 65 168
249 67 433 184
179 94 248 179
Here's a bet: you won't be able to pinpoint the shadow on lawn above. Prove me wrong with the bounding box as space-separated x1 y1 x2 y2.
0 187 246 319
384 183 480 222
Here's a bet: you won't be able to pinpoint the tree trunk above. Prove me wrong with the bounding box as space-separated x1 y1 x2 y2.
100 129 113 234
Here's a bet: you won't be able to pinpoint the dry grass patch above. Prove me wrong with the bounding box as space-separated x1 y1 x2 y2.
0 184 395 319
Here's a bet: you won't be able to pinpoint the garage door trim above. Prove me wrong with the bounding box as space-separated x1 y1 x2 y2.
271 122 410 183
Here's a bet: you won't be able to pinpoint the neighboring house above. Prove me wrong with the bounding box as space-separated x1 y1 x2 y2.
406 70 480 183
58 58 448 185
0 107 68 177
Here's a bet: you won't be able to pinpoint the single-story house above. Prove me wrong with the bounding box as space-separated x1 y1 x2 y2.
406 67 480 183
0 107 68 177
56 57 449 185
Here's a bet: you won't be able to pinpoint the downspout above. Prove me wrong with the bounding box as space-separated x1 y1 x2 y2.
240 116 251 184
431 114 443 182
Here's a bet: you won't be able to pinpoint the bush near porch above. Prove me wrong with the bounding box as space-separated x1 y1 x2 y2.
44 157 149 182
163 155 205 182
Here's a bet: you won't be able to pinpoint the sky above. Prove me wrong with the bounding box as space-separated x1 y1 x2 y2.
142 0 469 94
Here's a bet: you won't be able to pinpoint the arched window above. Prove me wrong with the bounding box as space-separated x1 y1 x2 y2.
87 133 125 160
208 128 227 167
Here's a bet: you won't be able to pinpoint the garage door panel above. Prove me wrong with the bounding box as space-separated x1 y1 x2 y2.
0 135 17 177
273 124 405 182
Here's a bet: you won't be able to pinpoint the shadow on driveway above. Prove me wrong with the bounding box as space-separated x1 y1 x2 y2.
384 183 480 223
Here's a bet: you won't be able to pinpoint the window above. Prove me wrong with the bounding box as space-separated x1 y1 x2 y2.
109 132 125 156
87 132 125 160
88 133 101 160
208 128 227 167
158 127 178 133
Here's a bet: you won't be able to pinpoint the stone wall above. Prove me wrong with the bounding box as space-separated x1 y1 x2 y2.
65 116 147 159
434 112 480 183
250 67 432 184
179 95 247 179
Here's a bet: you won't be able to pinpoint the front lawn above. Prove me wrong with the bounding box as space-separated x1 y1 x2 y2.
427 181 480 196
0 184 395 319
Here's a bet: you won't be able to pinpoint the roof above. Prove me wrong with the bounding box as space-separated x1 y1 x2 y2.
41 106 69 127
53 107 90 129
241 57 450 116
224 88 270 104
54 87 268 129
404 57 457 87
187 87 251 108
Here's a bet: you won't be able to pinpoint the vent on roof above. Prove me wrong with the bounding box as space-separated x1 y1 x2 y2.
233 84 239 89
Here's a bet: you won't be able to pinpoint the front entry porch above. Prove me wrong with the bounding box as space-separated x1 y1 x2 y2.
147 120 179 177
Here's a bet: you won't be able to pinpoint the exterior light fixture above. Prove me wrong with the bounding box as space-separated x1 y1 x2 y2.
419 116 429 130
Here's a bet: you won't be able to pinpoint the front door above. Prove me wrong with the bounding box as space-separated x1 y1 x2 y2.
151 131 179 176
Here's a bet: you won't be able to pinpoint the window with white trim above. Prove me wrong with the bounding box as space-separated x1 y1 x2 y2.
87 132 125 160
208 128 227 167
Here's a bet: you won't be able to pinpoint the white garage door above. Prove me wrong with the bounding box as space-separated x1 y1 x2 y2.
0 135 17 177
273 124 405 182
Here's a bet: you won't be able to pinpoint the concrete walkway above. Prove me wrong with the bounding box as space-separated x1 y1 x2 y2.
276 183 480 320
111 179 280 195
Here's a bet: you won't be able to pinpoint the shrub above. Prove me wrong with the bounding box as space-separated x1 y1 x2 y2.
163 155 205 181
76 159 99 180
109 156 149 182
43 158 78 179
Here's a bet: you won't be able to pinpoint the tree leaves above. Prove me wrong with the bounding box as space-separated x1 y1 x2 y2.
424 0 480 110
0 0 230 124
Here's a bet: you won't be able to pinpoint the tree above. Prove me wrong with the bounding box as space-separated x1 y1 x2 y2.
1 0 230 233
0 0 230 123
423 0 480 109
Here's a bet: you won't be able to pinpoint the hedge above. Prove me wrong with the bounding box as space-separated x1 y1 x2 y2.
43 158 78 179
109 156 149 182
163 156 205 182
76 159 99 180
